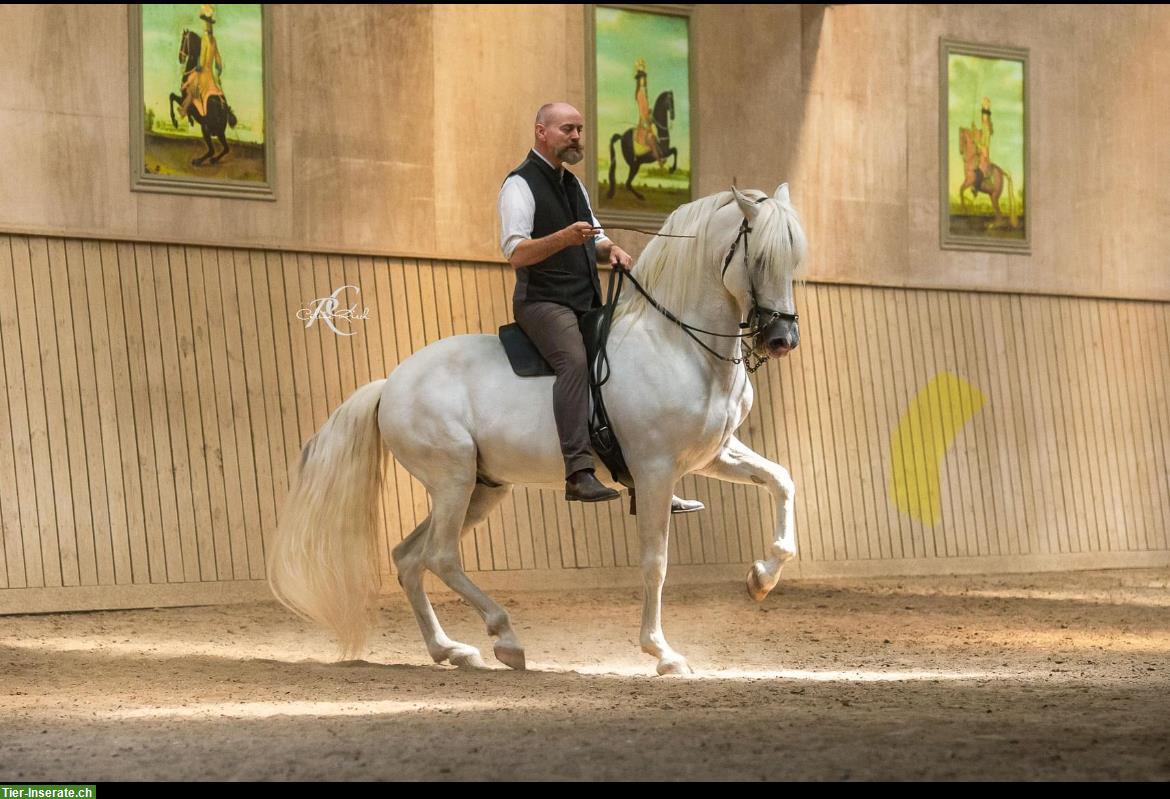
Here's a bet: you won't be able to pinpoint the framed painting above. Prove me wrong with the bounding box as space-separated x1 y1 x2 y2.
587 4 694 228
940 39 1028 252
130 4 274 199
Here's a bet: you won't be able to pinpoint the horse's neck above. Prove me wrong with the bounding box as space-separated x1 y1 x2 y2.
619 230 747 366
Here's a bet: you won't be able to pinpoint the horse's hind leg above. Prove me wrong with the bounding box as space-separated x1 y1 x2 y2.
626 162 645 201
392 507 485 669
192 128 214 166
211 132 230 164
426 483 527 670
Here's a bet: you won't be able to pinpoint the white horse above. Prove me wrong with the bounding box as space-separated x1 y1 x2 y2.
268 184 806 675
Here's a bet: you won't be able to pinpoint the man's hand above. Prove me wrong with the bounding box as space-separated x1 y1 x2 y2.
561 221 600 247
609 244 633 269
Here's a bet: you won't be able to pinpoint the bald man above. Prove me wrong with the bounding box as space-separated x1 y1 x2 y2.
499 102 704 513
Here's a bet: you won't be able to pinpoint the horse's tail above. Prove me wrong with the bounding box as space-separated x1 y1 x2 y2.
1004 170 1018 228
226 103 238 128
609 133 621 191
267 379 387 660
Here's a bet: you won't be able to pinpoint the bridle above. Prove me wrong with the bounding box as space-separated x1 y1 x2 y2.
613 197 799 373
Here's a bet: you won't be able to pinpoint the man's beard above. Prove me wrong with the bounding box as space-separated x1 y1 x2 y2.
559 146 584 165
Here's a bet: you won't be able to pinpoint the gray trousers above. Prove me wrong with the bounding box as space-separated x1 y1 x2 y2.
513 300 593 477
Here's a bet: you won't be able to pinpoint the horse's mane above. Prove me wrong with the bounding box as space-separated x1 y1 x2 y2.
613 189 806 327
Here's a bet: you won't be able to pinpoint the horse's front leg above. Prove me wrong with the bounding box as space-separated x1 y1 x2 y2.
634 476 690 675
696 435 795 602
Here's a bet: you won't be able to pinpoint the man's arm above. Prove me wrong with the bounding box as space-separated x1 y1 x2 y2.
509 223 599 269
499 175 600 269
577 182 632 268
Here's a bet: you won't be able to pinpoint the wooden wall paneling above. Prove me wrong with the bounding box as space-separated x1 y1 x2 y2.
14 237 61 586
46 239 94 585
0 236 26 587
149 244 199 582
173 245 219 582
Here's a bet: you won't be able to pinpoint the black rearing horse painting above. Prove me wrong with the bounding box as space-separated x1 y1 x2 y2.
607 90 678 201
168 29 237 166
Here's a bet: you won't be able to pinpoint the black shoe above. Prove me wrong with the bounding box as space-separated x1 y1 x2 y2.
670 496 705 514
565 470 621 503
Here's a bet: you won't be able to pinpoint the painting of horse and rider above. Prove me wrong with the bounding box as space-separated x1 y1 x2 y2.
131 4 273 198
592 5 692 221
941 41 1029 252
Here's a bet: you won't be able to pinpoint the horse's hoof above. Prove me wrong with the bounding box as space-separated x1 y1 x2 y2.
747 562 769 603
448 651 487 669
494 642 527 671
657 656 692 677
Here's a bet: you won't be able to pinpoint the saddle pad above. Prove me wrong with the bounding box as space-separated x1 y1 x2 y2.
499 310 608 378
499 323 554 377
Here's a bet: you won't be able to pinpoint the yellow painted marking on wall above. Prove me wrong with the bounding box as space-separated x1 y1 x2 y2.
889 372 987 525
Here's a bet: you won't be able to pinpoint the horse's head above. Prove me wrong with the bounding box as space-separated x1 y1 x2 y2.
959 127 978 163
178 29 200 71
653 91 675 133
718 184 805 358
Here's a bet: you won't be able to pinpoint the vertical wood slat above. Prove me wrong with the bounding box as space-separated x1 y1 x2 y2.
939 290 969 556
1151 305 1170 551
1100 303 1140 552
366 256 396 584
172 246 218 581
3 233 1170 615
204 247 250 580
245 250 286 575
1146 304 1170 551
187 247 232 580
1118 303 1157 551
29 239 79 587
148 244 197 582
1065 297 1106 554
47 240 94 585
63 240 108 584
12 237 58 587
0 236 26 588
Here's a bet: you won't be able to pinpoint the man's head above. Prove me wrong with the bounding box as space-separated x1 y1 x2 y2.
534 103 585 168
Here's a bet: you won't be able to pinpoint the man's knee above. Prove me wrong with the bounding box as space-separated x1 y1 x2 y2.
553 342 587 375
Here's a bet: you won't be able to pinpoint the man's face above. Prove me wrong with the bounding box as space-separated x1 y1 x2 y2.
538 107 585 166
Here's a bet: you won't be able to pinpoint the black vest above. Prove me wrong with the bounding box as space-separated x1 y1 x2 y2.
508 151 603 312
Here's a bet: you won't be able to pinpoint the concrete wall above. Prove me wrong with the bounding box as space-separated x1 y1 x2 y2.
3 5 1167 299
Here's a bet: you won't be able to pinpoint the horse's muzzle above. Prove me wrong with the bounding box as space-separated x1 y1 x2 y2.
760 318 799 358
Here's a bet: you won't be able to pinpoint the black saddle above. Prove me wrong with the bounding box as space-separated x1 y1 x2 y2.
498 310 605 378
499 281 634 493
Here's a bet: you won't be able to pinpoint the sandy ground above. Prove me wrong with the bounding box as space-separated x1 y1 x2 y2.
2 568 1168 781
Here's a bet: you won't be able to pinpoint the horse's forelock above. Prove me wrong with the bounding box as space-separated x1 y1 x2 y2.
754 196 806 280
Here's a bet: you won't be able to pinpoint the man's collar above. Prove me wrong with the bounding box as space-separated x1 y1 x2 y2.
530 148 563 174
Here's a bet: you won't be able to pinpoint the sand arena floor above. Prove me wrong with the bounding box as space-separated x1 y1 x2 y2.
2 568 1168 780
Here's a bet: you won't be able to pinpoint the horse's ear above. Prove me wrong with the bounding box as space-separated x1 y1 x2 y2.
774 183 791 204
732 186 760 221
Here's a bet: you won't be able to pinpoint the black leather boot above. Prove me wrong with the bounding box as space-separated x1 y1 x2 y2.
565 469 621 503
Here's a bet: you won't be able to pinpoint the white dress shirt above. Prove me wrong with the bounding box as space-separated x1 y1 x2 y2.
498 149 609 260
